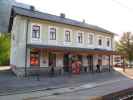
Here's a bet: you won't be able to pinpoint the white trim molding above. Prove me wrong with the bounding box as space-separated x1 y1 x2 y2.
63 28 72 45
106 37 112 50
88 32 94 46
97 35 104 48
30 23 42 43
48 26 58 45
76 31 84 45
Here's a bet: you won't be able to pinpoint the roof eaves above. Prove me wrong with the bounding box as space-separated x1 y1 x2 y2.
12 6 116 35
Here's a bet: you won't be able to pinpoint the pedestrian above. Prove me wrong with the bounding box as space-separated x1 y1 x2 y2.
72 61 76 74
96 64 100 72
76 60 81 74
50 64 55 77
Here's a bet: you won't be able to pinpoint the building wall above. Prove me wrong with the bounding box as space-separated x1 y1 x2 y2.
20 16 114 51
10 15 114 76
10 16 28 76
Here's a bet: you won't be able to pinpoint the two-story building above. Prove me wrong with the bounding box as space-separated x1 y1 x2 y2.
9 6 116 76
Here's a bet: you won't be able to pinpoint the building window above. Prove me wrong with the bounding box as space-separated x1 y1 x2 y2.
32 25 40 40
98 39 102 46
88 34 93 45
65 30 71 42
78 32 83 43
30 49 40 66
107 38 110 47
49 27 56 40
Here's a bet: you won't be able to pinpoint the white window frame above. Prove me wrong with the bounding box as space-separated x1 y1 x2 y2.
31 23 42 42
107 38 110 47
48 26 57 41
97 35 103 47
88 33 94 45
77 31 84 44
106 37 111 48
64 29 72 42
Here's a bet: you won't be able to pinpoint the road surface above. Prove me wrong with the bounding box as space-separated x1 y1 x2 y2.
0 77 133 100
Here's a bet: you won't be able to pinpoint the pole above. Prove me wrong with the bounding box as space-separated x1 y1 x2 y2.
123 56 125 72
109 55 111 72
25 19 30 77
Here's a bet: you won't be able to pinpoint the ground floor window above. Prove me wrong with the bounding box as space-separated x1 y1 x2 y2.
87 55 93 72
30 49 40 67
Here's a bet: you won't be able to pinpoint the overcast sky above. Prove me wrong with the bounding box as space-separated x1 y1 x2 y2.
16 0 133 37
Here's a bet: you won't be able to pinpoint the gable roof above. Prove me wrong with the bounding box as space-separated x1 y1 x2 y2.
11 6 115 35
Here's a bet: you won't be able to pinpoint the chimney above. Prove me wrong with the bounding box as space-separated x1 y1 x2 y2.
60 13 65 18
82 19 85 23
30 5 35 11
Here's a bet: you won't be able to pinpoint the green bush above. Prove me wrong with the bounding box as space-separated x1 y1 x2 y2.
0 33 10 66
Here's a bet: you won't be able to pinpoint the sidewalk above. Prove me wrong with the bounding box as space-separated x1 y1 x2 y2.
114 67 133 78
0 68 129 96
0 75 132 100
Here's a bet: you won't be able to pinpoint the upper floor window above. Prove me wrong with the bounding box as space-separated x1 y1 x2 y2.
107 38 110 47
77 32 83 43
88 34 93 45
65 30 71 42
98 38 102 46
32 25 40 40
49 27 56 40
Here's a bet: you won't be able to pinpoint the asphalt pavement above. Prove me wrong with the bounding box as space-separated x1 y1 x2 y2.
0 69 127 95
0 77 132 100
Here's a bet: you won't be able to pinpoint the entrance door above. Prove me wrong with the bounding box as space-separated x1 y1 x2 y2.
63 54 69 72
87 55 93 72
48 53 56 67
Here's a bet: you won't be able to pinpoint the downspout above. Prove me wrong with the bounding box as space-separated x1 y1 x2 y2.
25 18 30 77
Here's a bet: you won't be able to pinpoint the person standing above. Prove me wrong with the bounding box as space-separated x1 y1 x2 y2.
96 64 100 72
76 60 81 74
72 61 76 74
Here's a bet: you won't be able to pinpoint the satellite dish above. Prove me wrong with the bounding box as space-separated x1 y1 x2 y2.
0 0 15 33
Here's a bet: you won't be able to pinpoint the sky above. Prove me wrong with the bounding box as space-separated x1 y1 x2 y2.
16 0 133 38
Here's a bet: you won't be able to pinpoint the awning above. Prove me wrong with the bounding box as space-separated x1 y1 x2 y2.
27 44 118 55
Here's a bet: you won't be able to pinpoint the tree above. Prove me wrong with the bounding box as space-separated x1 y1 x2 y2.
116 32 133 67
0 33 10 65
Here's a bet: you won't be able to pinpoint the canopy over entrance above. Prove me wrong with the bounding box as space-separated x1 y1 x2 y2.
27 44 119 56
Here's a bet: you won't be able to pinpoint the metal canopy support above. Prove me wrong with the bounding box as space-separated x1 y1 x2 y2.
109 55 111 72
123 56 125 72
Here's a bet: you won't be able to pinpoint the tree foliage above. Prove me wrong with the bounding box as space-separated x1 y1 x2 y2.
116 32 133 66
0 33 10 65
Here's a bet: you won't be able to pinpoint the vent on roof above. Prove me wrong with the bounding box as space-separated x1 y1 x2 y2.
60 13 65 18
30 5 35 11
82 19 85 23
